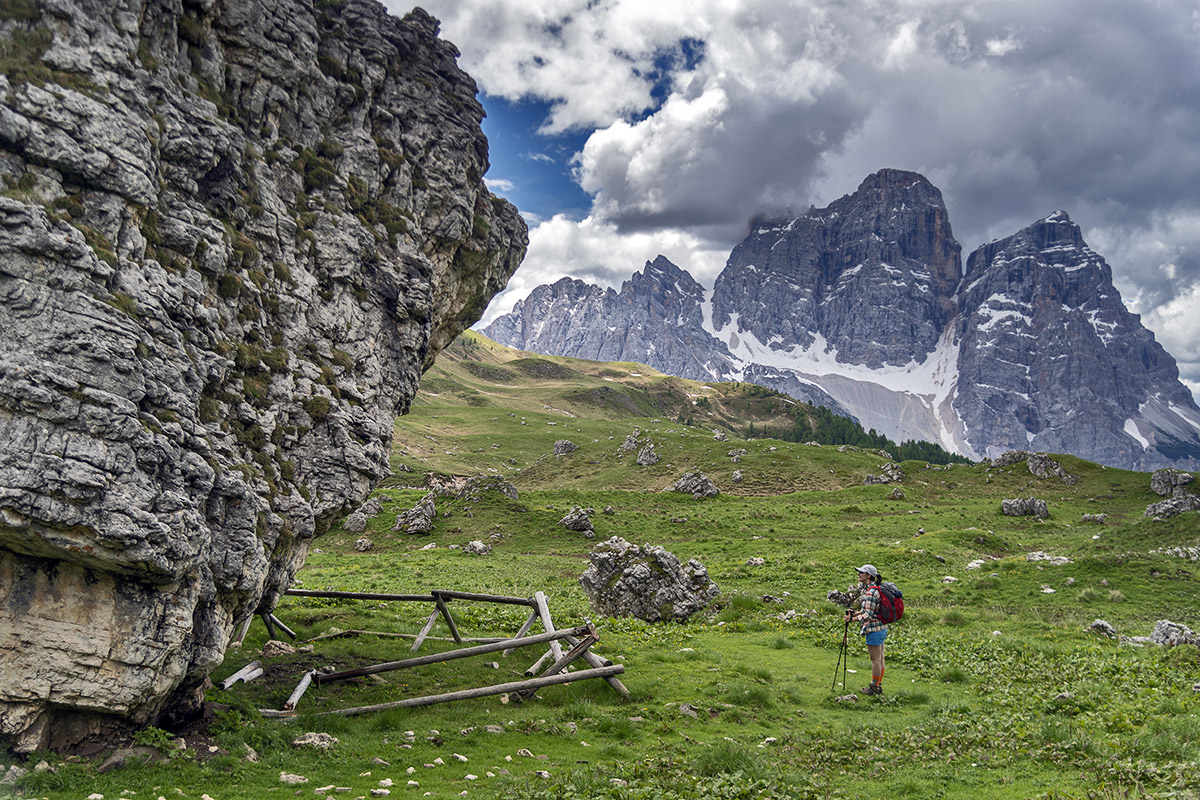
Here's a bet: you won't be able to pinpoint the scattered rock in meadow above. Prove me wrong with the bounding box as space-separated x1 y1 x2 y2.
1027 552 1071 565
553 439 577 456
941 576 959 583
745 557 765 567
1081 513 1108 524
864 462 904 485
560 507 595 537
713 430 727 442
1150 468 1194 497
343 510 370 533
1144 493 1200 520
464 540 491 555
394 493 437 534
354 537 374 552
888 487 906 500
732 470 743 483
280 772 309 784
1089 619 1116 638
672 471 719 498
1150 620 1198 648
1001 497 1049 519
637 444 661 466
292 732 338 750
262 640 296 658
728 449 747 462
579 536 720 623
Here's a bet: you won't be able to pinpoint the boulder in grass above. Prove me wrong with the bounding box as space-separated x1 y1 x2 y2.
1001 497 1048 519
672 471 719 499
553 440 577 456
579 537 719 623
1144 493 1200 520
394 493 436 534
560 506 595 536
1150 468 1194 497
1150 620 1198 648
636 444 660 466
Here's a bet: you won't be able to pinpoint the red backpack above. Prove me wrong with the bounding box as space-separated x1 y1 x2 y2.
873 582 904 624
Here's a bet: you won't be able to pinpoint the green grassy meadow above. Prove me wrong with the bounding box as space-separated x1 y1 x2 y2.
9 334 1200 800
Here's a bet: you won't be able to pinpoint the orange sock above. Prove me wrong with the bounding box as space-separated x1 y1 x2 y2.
876 668 885 685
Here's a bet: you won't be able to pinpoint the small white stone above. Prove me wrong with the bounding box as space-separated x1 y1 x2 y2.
407 781 419 788
379 779 393 787
453 753 468 762
433 757 444 765
465 774 478 781
406 767 415 774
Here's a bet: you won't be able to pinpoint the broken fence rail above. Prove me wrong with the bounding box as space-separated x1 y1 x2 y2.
260 665 626 718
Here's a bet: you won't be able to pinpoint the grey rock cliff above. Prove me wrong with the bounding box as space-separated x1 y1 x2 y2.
0 0 525 752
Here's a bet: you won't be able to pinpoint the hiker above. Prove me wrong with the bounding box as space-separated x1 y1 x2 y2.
844 564 887 695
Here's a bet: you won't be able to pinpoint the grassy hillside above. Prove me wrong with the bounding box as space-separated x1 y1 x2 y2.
10 334 1199 800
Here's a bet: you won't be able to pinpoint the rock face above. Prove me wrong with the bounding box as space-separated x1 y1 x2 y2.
579 537 720 623
485 170 1200 471
1001 498 1049 519
0 1 525 752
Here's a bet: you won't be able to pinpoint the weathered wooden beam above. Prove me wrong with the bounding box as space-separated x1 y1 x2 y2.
433 592 462 645
268 613 297 640
411 609 440 652
260 613 278 640
533 591 564 661
232 615 254 647
523 648 555 678
563 635 628 697
220 660 263 690
316 623 596 685
519 635 598 697
260 665 626 718
504 610 540 657
284 589 436 602
305 629 505 645
283 670 315 711
432 589 535 606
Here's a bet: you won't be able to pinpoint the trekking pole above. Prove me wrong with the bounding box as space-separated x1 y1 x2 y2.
832 618 850 691
841 618 849 692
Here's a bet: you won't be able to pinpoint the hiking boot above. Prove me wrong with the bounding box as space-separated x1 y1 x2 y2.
858 683 880 695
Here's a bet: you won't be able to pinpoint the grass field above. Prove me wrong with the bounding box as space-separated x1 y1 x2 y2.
8 335 1199 800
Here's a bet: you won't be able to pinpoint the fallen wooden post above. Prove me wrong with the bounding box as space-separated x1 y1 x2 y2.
260 613 278 640
283 670 316 711
232 615 254 647
316 623 596 685
433 592 462 645
411 609 440 652
260 665 626 718
504 610 540 657
563 634 628 697
305 629 506 645
519 634 598 698
432 589 535 606
533 591 564 661
268 613 297 640
285 589 436 602
220 660 264 690
524 648 555 677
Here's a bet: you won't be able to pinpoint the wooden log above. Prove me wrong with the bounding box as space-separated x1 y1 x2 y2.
430 589 535 606
433 592 462 645
563 635 628 697
305 629 506 645
317 623 596 685
523 648 555 678
284 589 436 602
220 660 263 690
260 613 278 640
533 591 564 661
283 670 315 711
268 613 297 640
260 665 626 718
519 635 598 696
232 615 254 647
504 610 540 657
411 609 440 652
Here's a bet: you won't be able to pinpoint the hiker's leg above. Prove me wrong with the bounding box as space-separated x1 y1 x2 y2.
867 643 883 685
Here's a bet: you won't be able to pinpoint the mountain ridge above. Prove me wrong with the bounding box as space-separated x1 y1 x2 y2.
485 170 1200 471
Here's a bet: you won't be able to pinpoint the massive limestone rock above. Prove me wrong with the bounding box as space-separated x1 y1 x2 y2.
579 537 720 623
0 0 525 752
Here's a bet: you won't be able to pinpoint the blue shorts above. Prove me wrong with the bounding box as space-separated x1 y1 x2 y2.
864 629 888 646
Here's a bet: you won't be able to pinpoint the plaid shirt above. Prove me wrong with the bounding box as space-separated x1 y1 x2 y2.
854 585 887 634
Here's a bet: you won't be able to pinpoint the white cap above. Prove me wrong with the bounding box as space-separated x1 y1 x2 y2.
856 564 879 577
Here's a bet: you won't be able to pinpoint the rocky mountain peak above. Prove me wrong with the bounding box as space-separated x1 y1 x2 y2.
0 0 525 752
486 171 1200 471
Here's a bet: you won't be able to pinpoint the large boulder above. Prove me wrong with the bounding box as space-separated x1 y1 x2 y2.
672 471 720 498
553 440 577 456
636 444 660 466
0 0 526 752
579 537 720 622
1001 497 1049 519
1145 493 1200 520
1149 620 1198 648
560 506 595 537
1150 468 1194 497
394 493 437 535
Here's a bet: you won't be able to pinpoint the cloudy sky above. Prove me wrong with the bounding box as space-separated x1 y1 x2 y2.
392 0 1200 400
